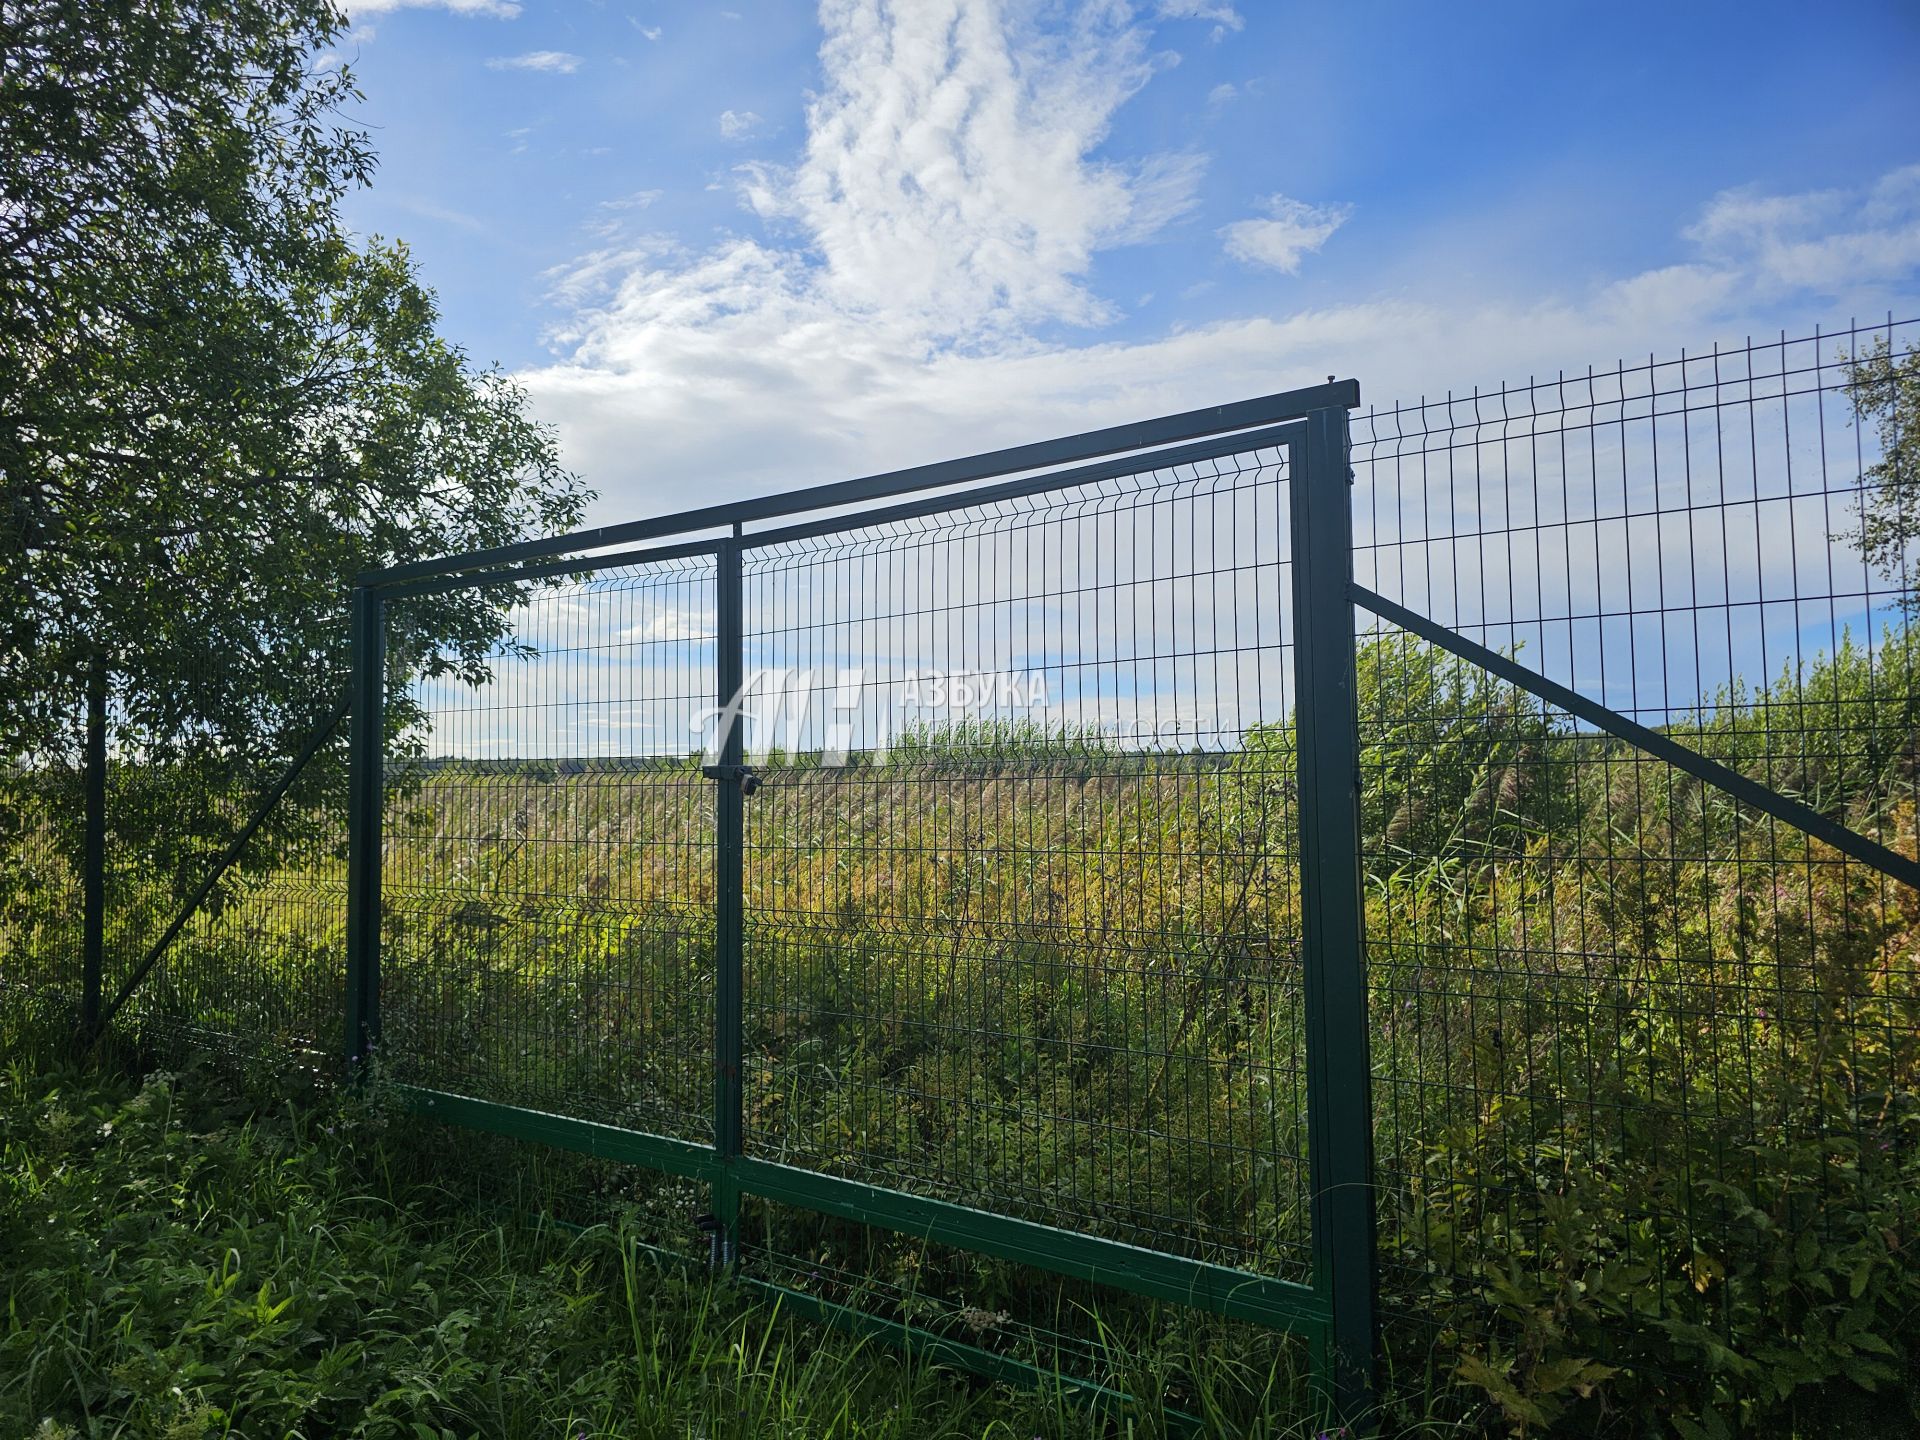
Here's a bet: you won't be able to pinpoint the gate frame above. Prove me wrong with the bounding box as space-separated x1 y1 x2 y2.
345 379 1379 1424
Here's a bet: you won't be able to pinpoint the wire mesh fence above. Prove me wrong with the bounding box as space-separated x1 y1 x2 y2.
0 677 347 1059
102 752 347 1059
1350 317 1920 1379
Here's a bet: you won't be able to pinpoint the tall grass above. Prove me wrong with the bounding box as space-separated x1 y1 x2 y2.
5 1039 1386 1438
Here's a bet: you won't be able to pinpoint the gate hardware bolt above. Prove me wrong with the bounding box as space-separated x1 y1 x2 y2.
701 764 762 796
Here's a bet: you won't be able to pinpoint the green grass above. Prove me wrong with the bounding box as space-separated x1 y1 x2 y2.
0 1041 1394 1439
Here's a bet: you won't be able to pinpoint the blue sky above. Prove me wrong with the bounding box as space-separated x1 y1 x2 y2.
332 0 1920 524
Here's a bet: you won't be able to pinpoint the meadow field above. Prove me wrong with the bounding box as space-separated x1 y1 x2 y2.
5 628 1919 1436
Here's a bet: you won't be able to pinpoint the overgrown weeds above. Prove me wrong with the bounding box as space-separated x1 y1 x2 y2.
1 1041 1412 1438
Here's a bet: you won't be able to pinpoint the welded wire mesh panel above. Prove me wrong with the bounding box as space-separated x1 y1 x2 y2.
110 782 347 1060
97 663 349 1058
1352 321 1920 1362
0 690 348 1057
0 757 82 1019
381 557 717 1141
738 441 1309 1276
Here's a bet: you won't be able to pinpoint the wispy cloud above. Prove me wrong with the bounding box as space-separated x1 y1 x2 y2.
630 18 663 40
601 190 664 212
390 197 491 234
1219 194 1352 273
346 0 520 17
718 109 763 140
518 2 1920 528
581 190 665 241
1156 2 1243 30
1684 165 1920 292
487 49 582 73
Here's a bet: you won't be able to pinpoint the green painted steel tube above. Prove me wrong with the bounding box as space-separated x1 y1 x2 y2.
1353 582 1920 894
712 537 746 1262
733 1157 1328 1337
360 380 1361 588
1289 405 1381 1424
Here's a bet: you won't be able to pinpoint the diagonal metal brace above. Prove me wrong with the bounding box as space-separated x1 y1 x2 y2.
1351 585 1920 894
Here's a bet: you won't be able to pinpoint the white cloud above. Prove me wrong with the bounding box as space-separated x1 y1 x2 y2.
1684 165 1920 293
630 19 663 40
516 2 1920 529
1206 81 1237 107
346 0 520 17
582 190 665 242
487 50 582 73
390 197 491 234
1219 194 1352 273
712 0 1197 341
719 109 763 139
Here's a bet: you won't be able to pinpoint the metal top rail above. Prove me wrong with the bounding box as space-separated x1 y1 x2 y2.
360 378 1360 588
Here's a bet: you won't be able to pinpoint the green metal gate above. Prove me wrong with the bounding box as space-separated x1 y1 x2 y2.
344 380 1379 1420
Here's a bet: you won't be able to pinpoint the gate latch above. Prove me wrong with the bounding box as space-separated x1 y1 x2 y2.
702 763 762 797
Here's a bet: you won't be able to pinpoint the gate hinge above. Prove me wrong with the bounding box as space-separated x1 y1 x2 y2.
702 763 762 796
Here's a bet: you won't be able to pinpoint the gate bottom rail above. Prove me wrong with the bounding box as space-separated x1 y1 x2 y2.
392 1084 1330 1342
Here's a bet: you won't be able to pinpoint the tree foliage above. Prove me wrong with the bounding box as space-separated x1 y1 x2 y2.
0 0 590 777
1844 335 1920 599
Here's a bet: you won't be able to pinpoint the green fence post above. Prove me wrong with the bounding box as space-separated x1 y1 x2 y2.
1290 402 1380 1423
345 585 385 1069
80 657 107 1040
712 537 745 1264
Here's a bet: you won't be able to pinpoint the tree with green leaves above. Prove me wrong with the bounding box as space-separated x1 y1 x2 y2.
1845 335 1920 599
0 1 589 890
